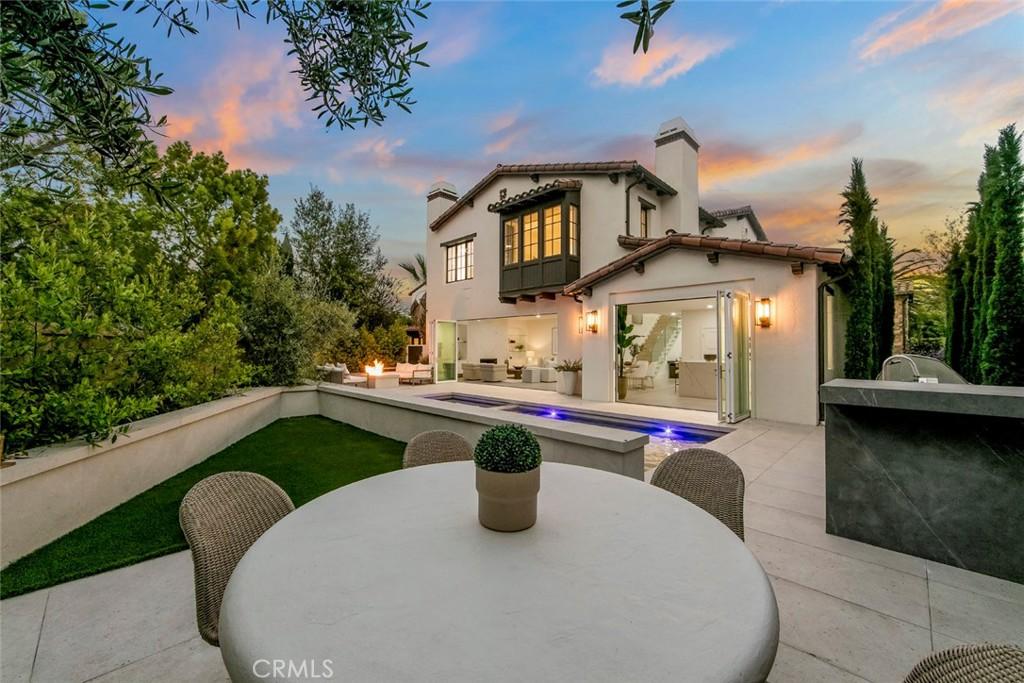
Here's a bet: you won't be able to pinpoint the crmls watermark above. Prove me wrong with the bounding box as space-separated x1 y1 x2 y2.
252 659 334 679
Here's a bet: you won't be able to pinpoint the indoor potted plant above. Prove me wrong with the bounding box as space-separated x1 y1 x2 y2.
616 307 640 400
554 359 582 395
474 424 542 532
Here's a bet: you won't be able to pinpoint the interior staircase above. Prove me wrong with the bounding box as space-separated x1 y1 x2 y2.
635 315 681 382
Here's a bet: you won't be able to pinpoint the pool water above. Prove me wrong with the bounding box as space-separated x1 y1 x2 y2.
424 393 726 449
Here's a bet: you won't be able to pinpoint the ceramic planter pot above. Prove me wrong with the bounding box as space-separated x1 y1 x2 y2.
476 466 540 532
617 376 629 400
556 371 578 395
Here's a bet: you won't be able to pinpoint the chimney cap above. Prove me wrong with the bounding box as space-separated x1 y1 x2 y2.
655 116 699 150
427 180 458 199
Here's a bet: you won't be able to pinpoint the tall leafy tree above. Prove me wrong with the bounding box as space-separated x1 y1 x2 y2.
840 159 879 379
291 187 399 328
136 142 281 301
980 125 1024 385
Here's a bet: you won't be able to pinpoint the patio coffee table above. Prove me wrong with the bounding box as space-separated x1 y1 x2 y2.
219 462 779 682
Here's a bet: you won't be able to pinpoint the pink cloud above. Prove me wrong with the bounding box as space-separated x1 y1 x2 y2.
156 43 307 173
858 0 1023 62
700 124 863 189
593 33 734 87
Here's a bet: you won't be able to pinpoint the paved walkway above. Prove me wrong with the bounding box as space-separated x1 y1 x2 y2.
2 420 1022 682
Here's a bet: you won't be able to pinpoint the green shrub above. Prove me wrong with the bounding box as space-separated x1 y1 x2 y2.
473 424 542 473
554 358 582 372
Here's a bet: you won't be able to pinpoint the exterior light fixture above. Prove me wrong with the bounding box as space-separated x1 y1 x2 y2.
585 310 599 334
578 315 584 334
756 297 773 328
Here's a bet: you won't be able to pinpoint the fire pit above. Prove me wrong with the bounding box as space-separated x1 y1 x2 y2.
364 360 400 390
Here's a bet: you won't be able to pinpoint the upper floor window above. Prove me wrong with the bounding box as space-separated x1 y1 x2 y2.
446 239 474 283
503 218 519 265
522 211 539 262
569 203 579 256
639 202 652 238
543 205 562 257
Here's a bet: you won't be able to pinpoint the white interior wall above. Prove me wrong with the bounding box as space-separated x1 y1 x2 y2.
680 309 717 361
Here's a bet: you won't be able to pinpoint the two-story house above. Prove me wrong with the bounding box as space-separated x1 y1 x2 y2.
425 117 849 425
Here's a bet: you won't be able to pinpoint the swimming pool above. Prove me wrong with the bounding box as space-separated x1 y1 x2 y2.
423 393 727 448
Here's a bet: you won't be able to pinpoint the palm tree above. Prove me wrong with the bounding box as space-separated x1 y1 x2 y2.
399 254 427 349
398 253 427 295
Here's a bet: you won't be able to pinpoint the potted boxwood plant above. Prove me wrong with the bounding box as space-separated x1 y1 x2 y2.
554 359 582 395
474 424 542 532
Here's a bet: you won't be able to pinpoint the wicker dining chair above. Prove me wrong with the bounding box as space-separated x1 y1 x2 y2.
179 472 294 646
403 430 474 468
904 643 1024 683
650 448 745 540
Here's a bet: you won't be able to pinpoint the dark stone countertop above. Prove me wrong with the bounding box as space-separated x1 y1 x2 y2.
820 379 1024 419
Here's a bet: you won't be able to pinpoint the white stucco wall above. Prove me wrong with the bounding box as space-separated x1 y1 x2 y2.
425 170 680 367
580 252 823 425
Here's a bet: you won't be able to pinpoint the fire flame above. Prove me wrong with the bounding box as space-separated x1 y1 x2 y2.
365 360 384 376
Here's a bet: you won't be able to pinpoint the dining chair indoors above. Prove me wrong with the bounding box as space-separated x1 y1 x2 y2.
179 471 294 646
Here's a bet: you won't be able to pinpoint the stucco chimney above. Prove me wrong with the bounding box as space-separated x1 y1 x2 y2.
654 117 699 234
427 180 458 225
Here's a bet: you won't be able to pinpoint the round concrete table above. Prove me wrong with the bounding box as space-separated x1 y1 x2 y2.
219 462 779 682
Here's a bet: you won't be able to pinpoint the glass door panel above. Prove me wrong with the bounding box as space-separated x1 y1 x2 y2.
435 320 457 382
716 291 752 423
717 292 728 422
732 291 752 421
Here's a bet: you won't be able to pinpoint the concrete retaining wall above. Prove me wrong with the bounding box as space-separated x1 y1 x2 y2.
317 385 646 479
0 387 319 567
1 384 646 567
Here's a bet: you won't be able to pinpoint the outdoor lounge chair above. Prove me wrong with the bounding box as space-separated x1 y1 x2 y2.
179 472 294 646
650 448 745 540
397 363 434 384
403 430 474 468
904 643 1024 682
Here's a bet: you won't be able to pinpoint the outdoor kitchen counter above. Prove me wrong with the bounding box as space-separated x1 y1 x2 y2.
820 379 1024 583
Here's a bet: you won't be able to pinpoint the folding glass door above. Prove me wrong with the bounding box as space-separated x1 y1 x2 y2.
716 291 752 423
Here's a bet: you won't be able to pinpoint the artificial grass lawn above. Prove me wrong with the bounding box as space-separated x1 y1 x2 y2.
0 416 404 599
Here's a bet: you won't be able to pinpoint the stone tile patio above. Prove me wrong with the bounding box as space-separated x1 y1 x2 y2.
2 414 1022 683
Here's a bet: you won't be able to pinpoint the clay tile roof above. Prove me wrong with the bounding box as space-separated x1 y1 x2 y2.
487 179 582 212
429 161 676 231
706 205 768 241
565 233 849 295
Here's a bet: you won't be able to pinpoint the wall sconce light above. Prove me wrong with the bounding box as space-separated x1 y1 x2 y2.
577 315 584 334
756 297 773 328
585 310 599 334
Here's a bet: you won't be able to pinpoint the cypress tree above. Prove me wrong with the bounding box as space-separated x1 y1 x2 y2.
980 125 1024 385
956 207 980 377
876 223 896 371
968 149 1000 381
841 159 878 379
945 239 966 369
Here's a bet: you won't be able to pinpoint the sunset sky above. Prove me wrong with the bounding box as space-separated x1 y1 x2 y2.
121 0 1023 268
